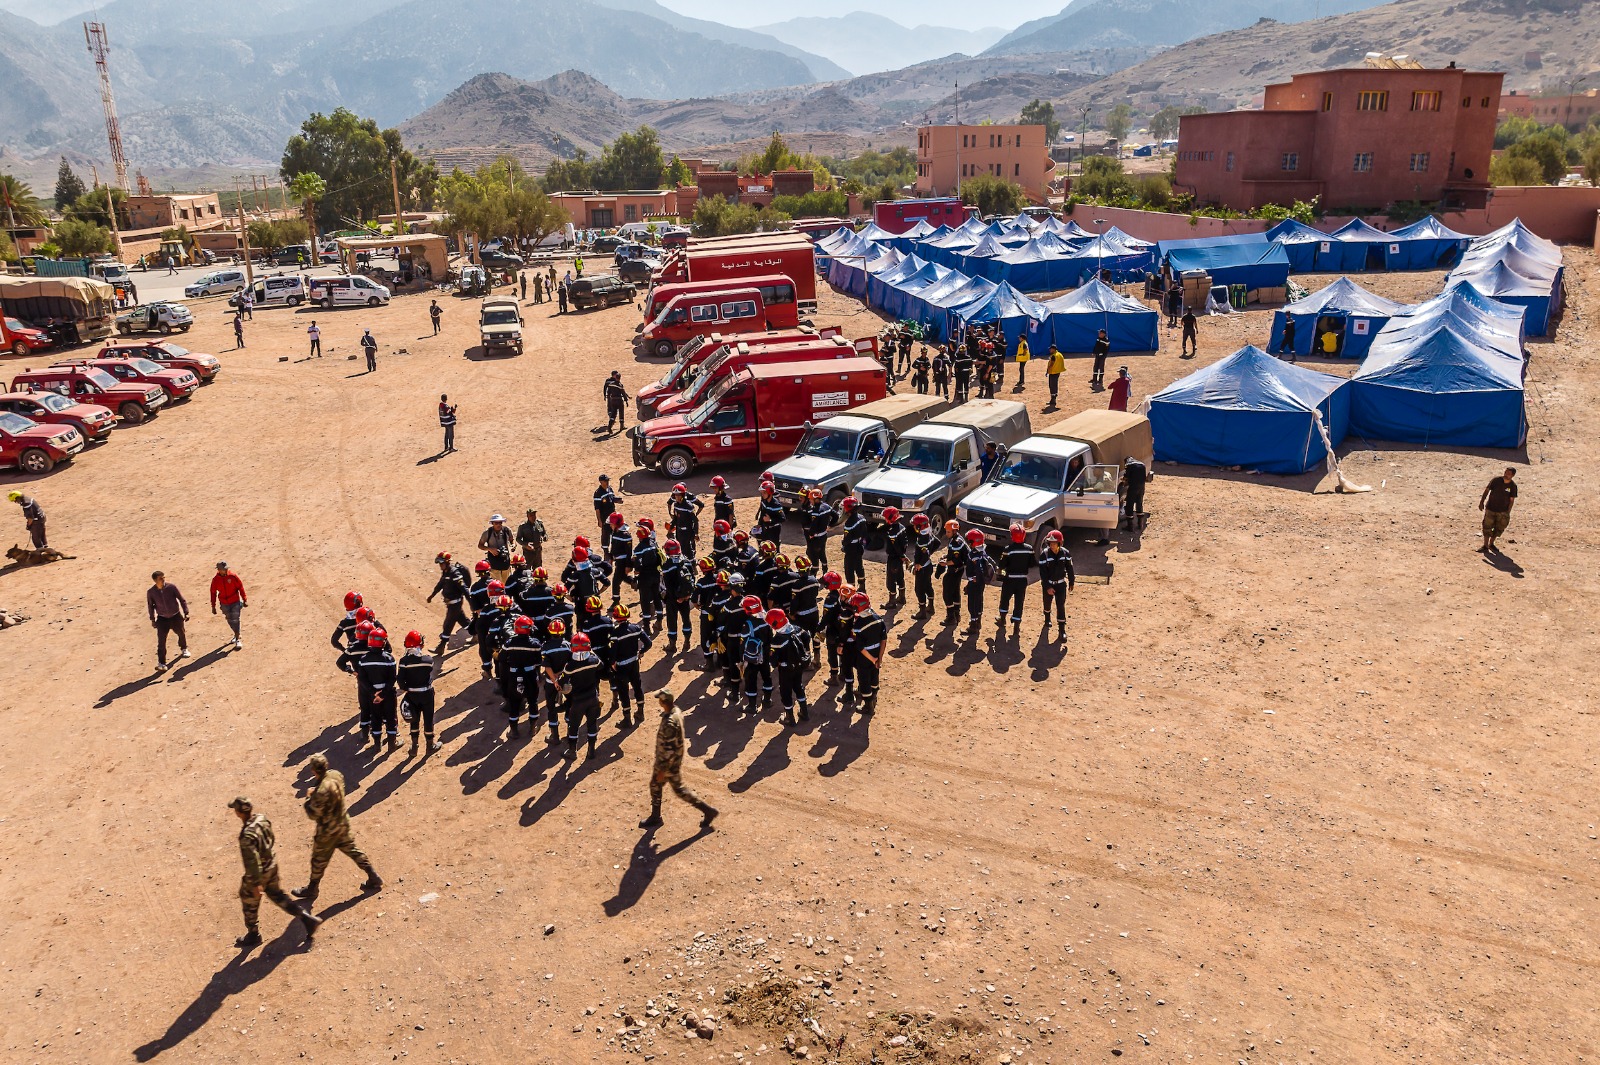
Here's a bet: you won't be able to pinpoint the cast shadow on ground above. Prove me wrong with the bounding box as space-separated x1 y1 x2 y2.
1482 548 1525 577
132 926 303 1060
601 825 713 917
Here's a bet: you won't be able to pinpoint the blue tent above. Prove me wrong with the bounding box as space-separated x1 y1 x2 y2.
854 221 899 244
992 239 1079 292
957 233 1012 277
1268 277 1410 358
950 281 1048 350
891 219 941 254
1158 234 1290 290
1149 345 1351 474
884 262 954 320
1469 218 1562 269
1102 227 1154 252
1326 219 1394 271
1039 279 1160 353
1350 318 1526 448
1057 235 1155 283
910 270 982 326
1383 216 1470 270
827 242 900 297
1265 219 1333 272
1398 283 1527 354
917 227 980 269
1447 261 1555 336
867 256 932 317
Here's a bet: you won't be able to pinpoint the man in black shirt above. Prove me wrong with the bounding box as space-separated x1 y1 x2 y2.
1478 467 1518 553
427 553 473 648
839 497 868 590
1122 457 1150 529
882 507 909 604
607 604 652 725
358 629 400 750
1037 531 1075 638
397 631 440 754
593 474 616 536
848 593 886 716
997 524 1034 625
603 370 629 434
803 489 833 572
660 541 694 648
559 632 605 759
1181 309 1198 357
1090 328 1110 388
498 615 543 739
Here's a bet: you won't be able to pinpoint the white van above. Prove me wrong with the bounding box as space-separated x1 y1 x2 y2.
184 269 247 298
231 275 309 308
307 274 391 308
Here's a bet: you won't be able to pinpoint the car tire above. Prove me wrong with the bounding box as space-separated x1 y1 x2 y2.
19 448 54 475
1032 521 1057 551
287 296 301 307
10 340 26 357
660 447 695 479
926 503 947 529
180 324 191 332
368 297 381 307
117 325 131 336
653 339 675 358
159 322 172 334
321 298 334 309
118 402 146 425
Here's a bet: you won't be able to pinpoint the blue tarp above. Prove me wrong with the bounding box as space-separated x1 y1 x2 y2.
1394 283 1527 354
957 233 1013 277
1038 279 1160 353
1323 219 1394 271
984 231 1088 291
1149 345 1351 474
1158 235 1290 291
1268 277 1410 358
1447 261 1554 336
1350 312 1526 448
865 255 929 316
1264 219 1328 272
891 219 941 254
918 227 981 270
854 221 899 244
1054 235 1155 283
1469 219 1563 269
949 281 1048 350
886 261 954 321
1383 216 1470 271
827 242 899 297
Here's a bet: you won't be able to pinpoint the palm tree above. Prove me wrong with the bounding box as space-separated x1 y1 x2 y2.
288 172 327 261
0 173 49 228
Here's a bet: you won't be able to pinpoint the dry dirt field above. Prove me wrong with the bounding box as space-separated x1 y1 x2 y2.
1 253 1596 1065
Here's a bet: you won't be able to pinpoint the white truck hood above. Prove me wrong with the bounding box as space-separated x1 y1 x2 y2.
768 455 852 483
858 468 944 499
962 483 1057 521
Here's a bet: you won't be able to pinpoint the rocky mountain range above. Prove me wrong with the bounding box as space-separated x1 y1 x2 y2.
985 0 1391 54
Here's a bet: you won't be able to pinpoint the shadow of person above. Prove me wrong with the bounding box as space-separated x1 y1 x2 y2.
519 733 626 826
347 751 427 816
888 612 929 659
600 825 713 917
132 927 301 1060
726 723 796 794
1027 625 1066 681
283 714 362 766
95 671 163 708
811 709 871 777
1483 549 1525 577
987 622 1026 675
167 644 231 681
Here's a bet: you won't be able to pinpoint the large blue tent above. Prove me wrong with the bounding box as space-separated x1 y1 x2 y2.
1383 216 1470 270
989 232 1088 291
1326 219 1394 271
1158 233 1291 291
890 220 941 254
827 242 900 297
1349 317 1526 448
1148 345 1351 473
957 233 1013 277
949 282 1048 350
1264 219 1328 272
1056 235 1155 283
1447 261 1556 336
1038 279 1160 353
1388 283 1527 355
854 221 899 244
886 261 954 321
1268 277 1410 358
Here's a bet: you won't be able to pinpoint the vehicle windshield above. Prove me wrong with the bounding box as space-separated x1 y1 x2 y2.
83 368 120 390
195 274 217 285
996 451 1069 491
0 411 34 433
128 358 165 375
158 344 190 356
481 309 519 326
5 318 28 332
796 426 858 460
35 393 74 412
888 437 952 470
687 375 741 425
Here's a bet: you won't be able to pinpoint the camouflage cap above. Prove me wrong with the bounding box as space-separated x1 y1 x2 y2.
227 796 252 810
654 690 675 708
307 753 329 772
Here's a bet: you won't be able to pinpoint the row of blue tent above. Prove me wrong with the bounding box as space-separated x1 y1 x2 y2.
1442 219 1564 336
1150 283 1529 472
1263 217 1472 273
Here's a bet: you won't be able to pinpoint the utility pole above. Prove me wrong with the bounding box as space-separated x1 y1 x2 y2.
236 179 254 287
390 158 405 236
106 180 122 258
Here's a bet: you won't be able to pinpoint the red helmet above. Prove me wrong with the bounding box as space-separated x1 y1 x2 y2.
808 488 823 501
404 630 424 649
367 628 388 647
610 603 631 620
513 615 535 635
741 595 762 615
435 552 451 564
840 495 857 510
573 534 590 549
882 506 901 522
965 529 986 546
758 539 776 555
911 514 930 529
849 591 870 611
638 517 655 531
698 556 715 572
585 595 603 611
344 591 363 611
944 519 960 534
773 553 790 569
672 482 687 494
760 482 775 496
713 519 731 535
793 556 814 571
1045 529 1064 544
607 512 625 528
710 475 727 489
496 595 513 609
487 580 505 594
636 526 651 540
840 584 857 600
551 582 568 597
665 539 682 555
531 567 548 580
822 571 843 590
510 554 525 566
1009 523 1027 543
766 608 788 629
715 570 731 587
354 606 374 623
355 620 374 636
570 632 592 651
547 619 566 636
572 546 589 562
733 530 749 544
474 560 492 573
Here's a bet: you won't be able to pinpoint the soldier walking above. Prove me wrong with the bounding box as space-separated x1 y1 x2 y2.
427 552 472 647
229 796 320 949
292 753 382 903
638 691 719 828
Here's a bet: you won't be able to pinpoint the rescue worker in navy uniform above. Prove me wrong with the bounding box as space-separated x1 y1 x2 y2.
579 595 616 704
767 552 797 611
749 539 780 601
667 483 704 558
331 590 364 657
563 546 610 633
847 592 885 716
540 619 572 742
473 581 508 673
803 488 833 572
881 507 909 605
961 529 997 627
608 603 652 725
789 556 821 646
834 586 859 701
631 521 665 631
341 618 377 739
428 553 473 648
932 347 951 399
1036 530 1075 638
754 480 785 544
603 370 630 434
498 614 543 739
660 540 694 649
488 594 518 712
729 530 758 580
1122 456 1150 529
517 565 554 623
593 474 616 536
605 512 634 601
839 496 868 590
710 519 736 571
820 572 849 686
693 559 722 660
768 608 812 725
358 628 400 750
736 595 774 714
909 513 938 614
465 561 494 636
397 631 440 754
911 348 931 395
718 573 750 690
559 632 606 759
936 519 968 624
998 523 1035 626
953 343 974 404
710 475 736 528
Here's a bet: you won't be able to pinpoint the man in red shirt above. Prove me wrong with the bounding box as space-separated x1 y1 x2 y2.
1108 366 1132 412
210 561 248 650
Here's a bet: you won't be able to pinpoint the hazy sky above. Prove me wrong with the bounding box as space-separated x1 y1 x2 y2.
660 0 1065 30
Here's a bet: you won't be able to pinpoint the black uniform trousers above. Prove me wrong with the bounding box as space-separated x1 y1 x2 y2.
613 660 643 707
842 547 865 588
404 689 436 736
914 565 935 606
440 599 470 639
999 575 1028 621
665 597 692 639
1041 580 1068 624
885 556 905 598
565 692 600 742
777 665 809 713
805 535 829 572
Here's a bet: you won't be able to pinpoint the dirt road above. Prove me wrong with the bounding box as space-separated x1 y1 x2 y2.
1 258 1595 1064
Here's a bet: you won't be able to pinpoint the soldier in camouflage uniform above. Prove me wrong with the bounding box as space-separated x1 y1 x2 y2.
230 796 320 948
291 753 382 903
638 691 719 829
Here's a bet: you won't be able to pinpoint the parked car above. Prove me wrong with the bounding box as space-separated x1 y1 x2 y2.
230 275 309 308
56 356 198 402
2 315 52 357
270 244 315 266
10 364 167 424
617 256 659 285
0 410 84 475
567 274 637 312
455 267 490 297
479 249 525 271
307 274 390 308
0 390 116 441
99 338 221 382
184 269 248 298
115 300 194 335
588 235 626 254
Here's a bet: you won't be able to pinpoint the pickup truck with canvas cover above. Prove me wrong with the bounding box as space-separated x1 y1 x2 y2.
853 399 1033 529
763 394 953 513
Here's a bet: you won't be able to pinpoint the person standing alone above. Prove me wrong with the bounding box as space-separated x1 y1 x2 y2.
307 320 322 358
1108 366 1131 412
210 560 248 650
1045 345 1065 409
9 490 46 550
1478 466 1518 553
1181 309 1198 358
1090 329 1110 388
361 329 378 372
429 299 442 336
147 570 190 672
438 394 457 454
603 370 629 434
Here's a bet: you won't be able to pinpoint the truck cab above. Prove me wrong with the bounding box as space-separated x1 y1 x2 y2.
10 364 167 425
478 297 524 356
99 338 221 381
854 399 1032 527
2 315 52 358
0 410 84 475
764 393 951 511
115 300 194 335
59 356 199 402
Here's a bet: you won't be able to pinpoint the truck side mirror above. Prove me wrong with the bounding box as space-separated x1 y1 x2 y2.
956 460 968 471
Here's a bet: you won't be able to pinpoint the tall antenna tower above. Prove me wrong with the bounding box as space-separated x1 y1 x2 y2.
84 21 130 192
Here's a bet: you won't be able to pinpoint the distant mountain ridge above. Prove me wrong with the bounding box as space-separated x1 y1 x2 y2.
752 13 1006 77
986 0 1391 53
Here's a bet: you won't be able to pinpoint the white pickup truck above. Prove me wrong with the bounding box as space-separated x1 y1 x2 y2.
764 393 951 512
854 399 1033 529
959 411 1153 546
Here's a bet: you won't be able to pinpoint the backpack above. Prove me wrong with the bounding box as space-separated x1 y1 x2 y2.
742 626 765 663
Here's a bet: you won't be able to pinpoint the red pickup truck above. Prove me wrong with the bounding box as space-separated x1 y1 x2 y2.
99 338 221 381
56 356 198 402
2 314 52 358
631 357 888 479
0 410 85 475
0 390 116 442
10 364 168 424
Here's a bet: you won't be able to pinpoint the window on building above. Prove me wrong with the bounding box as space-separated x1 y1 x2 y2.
1411 90 1441 111
1462 96 1472 108
1281 152 1299 171
1357 91 1388 111
1225 152 1235 171
1014 163 1021 177
1410 152 1429 172
1481 97 1491 107
624 204 637 222
1322 92 1334 112
1353 152 1373 172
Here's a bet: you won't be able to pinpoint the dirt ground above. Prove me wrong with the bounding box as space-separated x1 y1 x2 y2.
1 252 1596 1065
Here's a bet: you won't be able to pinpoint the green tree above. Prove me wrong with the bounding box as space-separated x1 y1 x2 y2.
2 173 48 226
1148 106 1183 143
64 185 127 229
1493 115 1546 150
1019 99 1061 142
959 174 1027 217
1134 173 1172 208
439 157 568 246
1507 129 1570 183
288 171 327 252
664 155 694 187
53 159 85 213
692 194 729 236
825 147 916 189
1490 152 1546 186
1583 139 1600 186
768 189 849 218
1105 103 1134 143
53 217 113 256
542 151 595 193
594 126 666 191
1074 156 1133 200
280 108 423 228
0 229 17 263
